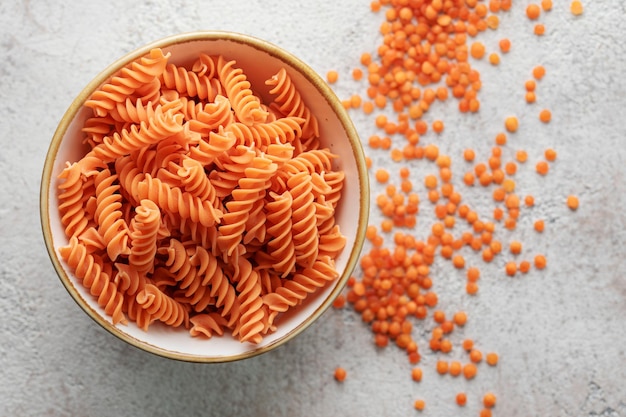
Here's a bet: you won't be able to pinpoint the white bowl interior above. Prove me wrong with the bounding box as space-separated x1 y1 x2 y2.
41 32 368 361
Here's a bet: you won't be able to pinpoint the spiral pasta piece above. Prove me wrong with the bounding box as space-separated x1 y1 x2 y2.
225 116 304 150
132 77 162 105
202 253 238 318
176 157 221 210
318 225 347 259
232 257 266 343
288 171 319 268
187 95 234 137
136 174 223 228
136 284 189 328
82 115 116 147
85 48 170 117
114 155 145 206
57 162 90 239
262 256 338 313
188 126 237 167
114 262 146 297
189 312 227 338
191 53 217 78
164 213 218 255
216 155 277 260
128 199 162 274
59 237 126 324
266 68 319 139
93 169 130 261
264 191 296 277
87 106 184 163
160 62 224 102
216 55 268 126
322 170 345 208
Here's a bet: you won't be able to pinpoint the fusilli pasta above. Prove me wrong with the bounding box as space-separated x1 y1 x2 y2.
56 47 346 344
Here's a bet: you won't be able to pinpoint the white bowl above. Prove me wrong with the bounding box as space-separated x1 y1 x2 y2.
40 31 369 362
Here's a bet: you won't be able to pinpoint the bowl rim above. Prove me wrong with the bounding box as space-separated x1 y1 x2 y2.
40 30 369 362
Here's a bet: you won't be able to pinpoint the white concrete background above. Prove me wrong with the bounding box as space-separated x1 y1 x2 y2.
1 1 625 416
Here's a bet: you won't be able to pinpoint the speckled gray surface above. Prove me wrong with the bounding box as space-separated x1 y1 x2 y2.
1 1 625 416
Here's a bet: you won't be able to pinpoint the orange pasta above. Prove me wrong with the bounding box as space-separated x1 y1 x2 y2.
56 48 346 344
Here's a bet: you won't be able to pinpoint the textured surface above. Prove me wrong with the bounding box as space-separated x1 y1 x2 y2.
1 1 625 416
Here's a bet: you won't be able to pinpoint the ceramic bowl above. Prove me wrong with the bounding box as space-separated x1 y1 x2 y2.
40 31 369 362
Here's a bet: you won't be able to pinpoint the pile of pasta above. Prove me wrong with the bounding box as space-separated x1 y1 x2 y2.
56 48 346 344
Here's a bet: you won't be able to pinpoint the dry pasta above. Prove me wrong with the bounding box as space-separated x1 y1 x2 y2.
56 48 346 344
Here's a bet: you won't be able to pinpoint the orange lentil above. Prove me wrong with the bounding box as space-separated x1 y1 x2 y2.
567 195 579 210
470 42 486 59
519 260 531 273
449 361 462 377
505 261 517 276
534 254 547 269
505 161 517 176
539 109 552 123
504 116 519 132
461 342 473 355
525 195 535 206
470 349 483 363
440 339 453 353
534 24 545 36
453 311 467 326
424 174 438 189
467 267 480 282
483 393 497 408
486 352 499 366
415 120 428 135
541 0 553 10
414 399 426 411
375 168 390 183
326 70 339 84
333 294 346 309
487 14 500 29
375 114 388 128
441 320 454 334
452 255 465 269
526 91 537 103
536 161 550 175
533 220 545 233
463 149 476 162
571 0 584 15
411 367 423 382
437 360 449 375
362 101 375 114
334 367 347 382
516 149 528 163
525 80 536 91
510 240 522 255
466 282 479 295
350 94 362 109
480 409 493 417
526 4 541 20
463 363 477 379
424 144 439 161
533 65 546 80
433 310 446 323
456 392 467 406
432 120 445 133
499 38 511 53
365 225 377 240
545 148 557 161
